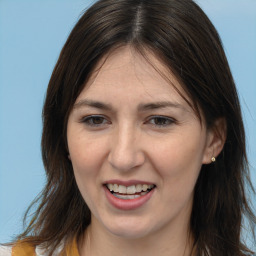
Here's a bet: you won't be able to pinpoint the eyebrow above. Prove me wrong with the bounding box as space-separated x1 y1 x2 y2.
73 99 112 111
137 101 184 111
73 99 184 111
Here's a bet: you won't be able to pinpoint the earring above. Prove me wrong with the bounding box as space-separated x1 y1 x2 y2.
211 156 216 162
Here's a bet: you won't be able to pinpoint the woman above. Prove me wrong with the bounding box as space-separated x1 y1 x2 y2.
1 0 255 255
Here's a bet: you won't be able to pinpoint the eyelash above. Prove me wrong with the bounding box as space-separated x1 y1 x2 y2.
80 115 176 128
146 116 176 127
81 115 110 127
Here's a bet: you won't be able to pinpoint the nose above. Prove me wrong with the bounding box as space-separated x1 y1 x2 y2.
108 125 145 172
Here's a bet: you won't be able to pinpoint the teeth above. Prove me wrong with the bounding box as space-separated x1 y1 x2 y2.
136 184 142 192
142 184 148 191
113 184 118 192
106 183 155 194
118 185 127 194
127 185 136 194
108 184 113 191
114 194 141 200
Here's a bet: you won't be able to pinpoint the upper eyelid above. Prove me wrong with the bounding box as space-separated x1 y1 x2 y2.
80 115 110 125
80 114 108 120
146 115 176 121
79 114 176 125
80 114 175 119
145 115 177 126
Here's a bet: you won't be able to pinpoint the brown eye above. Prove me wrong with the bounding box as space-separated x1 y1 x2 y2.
82 115 109 127
147 116 175 127
91 116 104 124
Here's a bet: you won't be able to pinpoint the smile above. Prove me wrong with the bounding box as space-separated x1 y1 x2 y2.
103 182 156 210
106 184 155 200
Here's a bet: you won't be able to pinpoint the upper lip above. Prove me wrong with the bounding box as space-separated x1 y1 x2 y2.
104 179 156 187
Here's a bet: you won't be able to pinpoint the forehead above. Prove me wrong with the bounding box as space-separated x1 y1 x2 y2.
76 46 192 107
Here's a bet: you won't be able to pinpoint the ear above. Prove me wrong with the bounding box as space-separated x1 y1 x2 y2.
202 118 227 164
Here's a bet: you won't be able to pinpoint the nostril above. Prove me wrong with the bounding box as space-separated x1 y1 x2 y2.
108 149 145 172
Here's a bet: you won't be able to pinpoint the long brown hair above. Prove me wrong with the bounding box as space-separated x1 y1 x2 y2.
14 0 255 255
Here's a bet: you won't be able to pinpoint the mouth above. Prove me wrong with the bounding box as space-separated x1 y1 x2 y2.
104 183 156 200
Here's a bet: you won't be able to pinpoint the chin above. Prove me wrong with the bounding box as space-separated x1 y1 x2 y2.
109 227 151 240
103 217 154 239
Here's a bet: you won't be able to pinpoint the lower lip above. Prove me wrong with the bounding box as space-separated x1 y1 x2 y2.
103 186 155 210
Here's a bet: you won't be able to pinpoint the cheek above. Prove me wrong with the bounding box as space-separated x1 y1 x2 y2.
68 137 105 199
150 133 205 189
69 136 107 175
68 139 107 213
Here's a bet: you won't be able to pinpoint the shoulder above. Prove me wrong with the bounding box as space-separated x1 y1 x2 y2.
0 246 12 256
0 238 78 256
0 242 64 256
35 242 64 256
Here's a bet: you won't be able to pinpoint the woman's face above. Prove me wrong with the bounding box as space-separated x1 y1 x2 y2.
67 46 214 239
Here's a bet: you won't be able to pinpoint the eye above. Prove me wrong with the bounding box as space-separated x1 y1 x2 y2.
81 115 110 127
147 116 175 127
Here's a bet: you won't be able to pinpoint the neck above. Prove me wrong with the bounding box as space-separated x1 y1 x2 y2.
79 217 195 256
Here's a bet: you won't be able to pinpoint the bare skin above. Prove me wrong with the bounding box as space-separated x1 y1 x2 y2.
67 46 225 256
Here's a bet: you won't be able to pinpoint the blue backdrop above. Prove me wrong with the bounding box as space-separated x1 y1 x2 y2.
0 0 255 249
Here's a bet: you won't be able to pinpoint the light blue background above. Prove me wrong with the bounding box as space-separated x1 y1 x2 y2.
0 0 255 249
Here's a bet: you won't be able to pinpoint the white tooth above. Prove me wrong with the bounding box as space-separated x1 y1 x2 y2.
113 194 122 199
141 191 147 195
118 185 127 194
114 194 141 200
125 194 136 199
148 184 154 189
127 185 136 194
142 184 148 191
113 184 118 192
107 184 113 191
136 184 142 192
